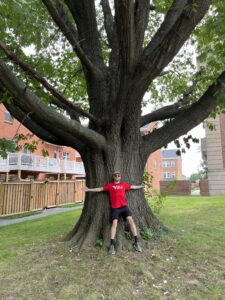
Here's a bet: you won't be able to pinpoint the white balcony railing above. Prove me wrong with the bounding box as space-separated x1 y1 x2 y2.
0 153 85 175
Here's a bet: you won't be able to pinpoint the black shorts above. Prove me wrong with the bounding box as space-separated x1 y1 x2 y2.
110 206 132 222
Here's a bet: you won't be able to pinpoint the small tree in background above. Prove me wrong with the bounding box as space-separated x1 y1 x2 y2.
199 159 208 179
143 171 166 215
190 173 201 182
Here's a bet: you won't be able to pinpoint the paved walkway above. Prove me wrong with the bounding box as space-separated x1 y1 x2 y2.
0 205 83 227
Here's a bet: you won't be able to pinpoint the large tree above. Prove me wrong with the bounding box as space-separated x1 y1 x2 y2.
0 0 224 250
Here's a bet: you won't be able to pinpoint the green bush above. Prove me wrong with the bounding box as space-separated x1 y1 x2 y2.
140 228 154 240
143 171 166 214
95 239 104 249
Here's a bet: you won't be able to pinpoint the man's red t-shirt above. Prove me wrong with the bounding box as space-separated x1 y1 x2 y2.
103 182 131 208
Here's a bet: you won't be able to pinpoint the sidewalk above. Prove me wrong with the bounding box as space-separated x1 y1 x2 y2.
0 205 83 227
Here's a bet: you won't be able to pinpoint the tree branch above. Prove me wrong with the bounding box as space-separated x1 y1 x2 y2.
0 84 70 146
4 103 85 152
141 70 225 158
140 104 191 127
140 78 200 126
115 0 135 74
134 0 151 59
4 103 62 145
100 0 115 48
64 0 105 70
41 0 102 77
54 0 79 39
50 98 80 123
0 41 98 124
100 0 120 79
0 60 106 150
133 0 211 95
6 101 86 152
144 0 189 58
107 0 136 128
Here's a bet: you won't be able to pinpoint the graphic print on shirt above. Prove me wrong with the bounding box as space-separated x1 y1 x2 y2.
103 182 131 208
112 185 123 190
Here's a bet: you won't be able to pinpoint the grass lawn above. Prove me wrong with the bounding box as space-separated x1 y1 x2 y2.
0 196 225 299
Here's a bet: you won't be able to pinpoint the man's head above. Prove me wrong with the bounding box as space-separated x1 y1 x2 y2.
113 171 121 183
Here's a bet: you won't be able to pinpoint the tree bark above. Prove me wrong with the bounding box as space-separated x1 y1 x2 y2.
67 146 165 251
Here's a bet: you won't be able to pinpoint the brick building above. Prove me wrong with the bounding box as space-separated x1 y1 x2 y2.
0 104 84 181
202 114 225 195
141 124 162 191
161 149 182 180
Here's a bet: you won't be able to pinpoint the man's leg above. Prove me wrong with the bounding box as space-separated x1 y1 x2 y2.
109 218 118 255
126 216 137 236
111 219 118 240
127 216 142 252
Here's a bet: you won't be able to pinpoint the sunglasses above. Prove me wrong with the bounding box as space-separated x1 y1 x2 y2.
113 174 121 177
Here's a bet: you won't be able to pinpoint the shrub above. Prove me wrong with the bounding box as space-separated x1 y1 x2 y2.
143 171 166 214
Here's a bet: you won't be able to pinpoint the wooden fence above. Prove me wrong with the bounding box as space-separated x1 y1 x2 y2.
0 180 85 216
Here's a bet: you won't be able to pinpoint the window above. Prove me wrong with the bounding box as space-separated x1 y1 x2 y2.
162 161 170 167
4 109 13 123
171 172 176 178
170 160 175 167
153 159 157 169
163 172 171 179
63 152 70 160
54 151 59 159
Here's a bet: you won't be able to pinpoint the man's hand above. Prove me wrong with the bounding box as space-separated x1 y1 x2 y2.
82 186 89 192
131 184 144 190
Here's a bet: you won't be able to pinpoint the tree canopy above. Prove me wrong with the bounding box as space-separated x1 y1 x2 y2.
0 0 224 154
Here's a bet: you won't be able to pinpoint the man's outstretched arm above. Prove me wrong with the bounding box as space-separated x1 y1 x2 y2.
130 184 144 190
83 187 104 192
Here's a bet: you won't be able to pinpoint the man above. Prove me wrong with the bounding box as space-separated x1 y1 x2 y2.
84 171 143 255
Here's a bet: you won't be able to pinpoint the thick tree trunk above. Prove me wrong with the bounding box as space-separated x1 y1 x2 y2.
1 0 223 253
67 146 166 251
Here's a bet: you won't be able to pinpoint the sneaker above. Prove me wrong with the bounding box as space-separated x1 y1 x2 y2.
133 241 142 252
108 244 116 255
